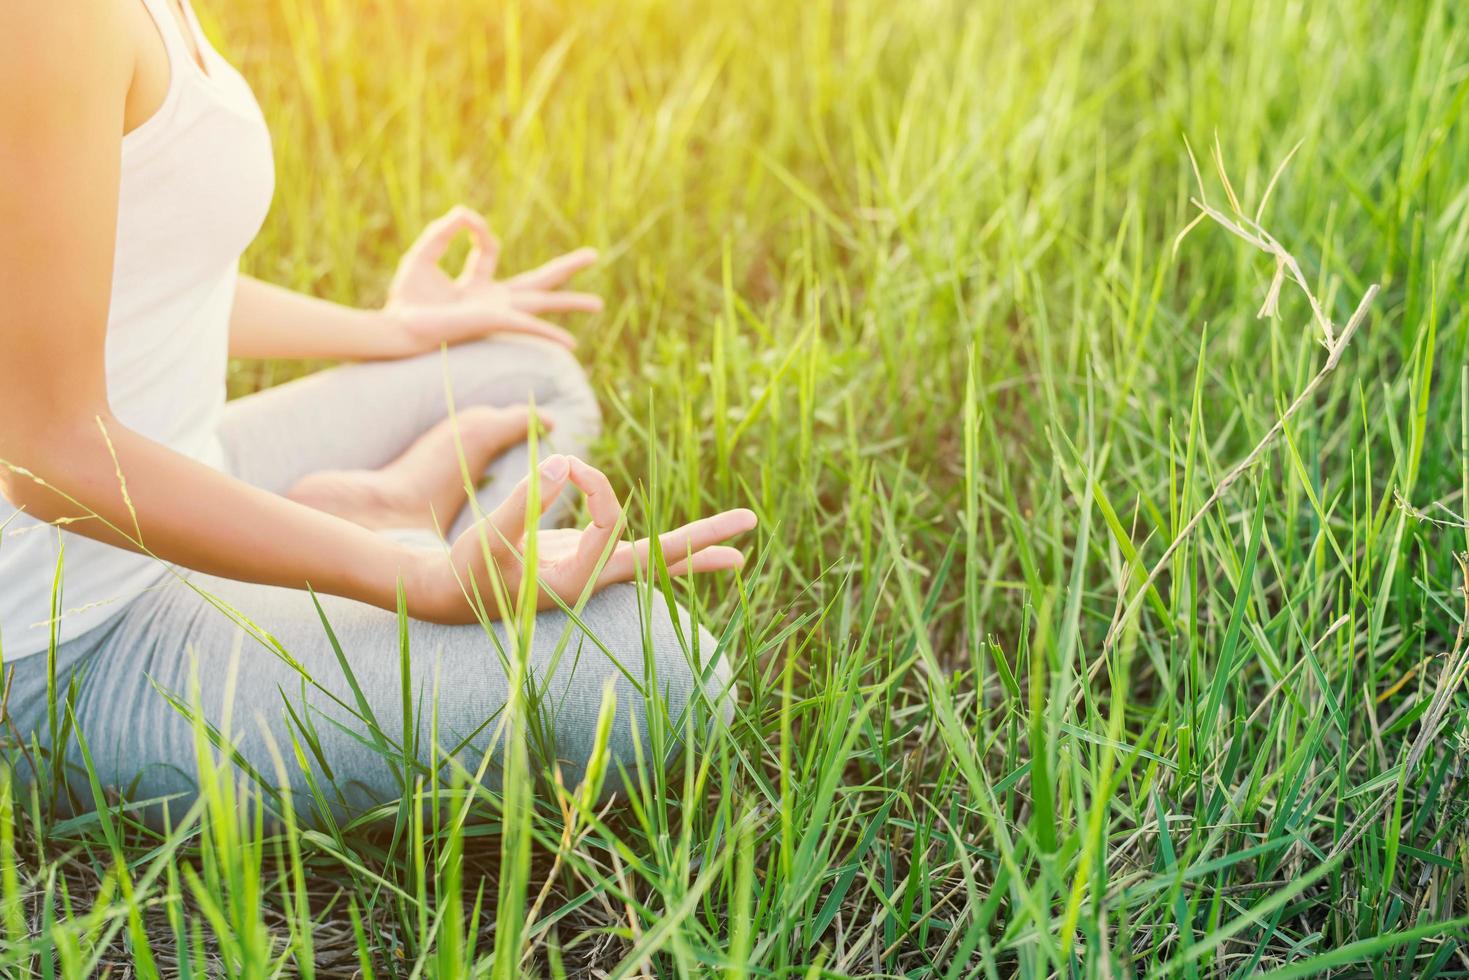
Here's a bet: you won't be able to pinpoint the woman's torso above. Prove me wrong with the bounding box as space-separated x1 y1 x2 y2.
0 0 274 660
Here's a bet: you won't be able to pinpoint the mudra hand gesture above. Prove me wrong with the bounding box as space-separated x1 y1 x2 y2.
384 206 603 353
409 455 756 623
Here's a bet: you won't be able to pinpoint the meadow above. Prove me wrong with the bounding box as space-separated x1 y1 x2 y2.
3 0 1469 975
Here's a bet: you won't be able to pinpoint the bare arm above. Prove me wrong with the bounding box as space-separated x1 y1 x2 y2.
229 276 415 360
0 3 433 618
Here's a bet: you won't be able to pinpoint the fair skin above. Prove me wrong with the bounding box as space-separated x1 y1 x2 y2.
0 1 755 625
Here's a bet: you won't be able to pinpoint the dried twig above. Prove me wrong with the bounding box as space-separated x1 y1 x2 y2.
1104 150 1377 649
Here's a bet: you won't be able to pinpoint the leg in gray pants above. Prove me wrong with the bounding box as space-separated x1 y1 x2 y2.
3 337 734 827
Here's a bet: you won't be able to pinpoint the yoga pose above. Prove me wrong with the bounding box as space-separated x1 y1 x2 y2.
0 0 753 822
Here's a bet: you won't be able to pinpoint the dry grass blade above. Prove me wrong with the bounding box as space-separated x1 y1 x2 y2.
1104 155 1378 650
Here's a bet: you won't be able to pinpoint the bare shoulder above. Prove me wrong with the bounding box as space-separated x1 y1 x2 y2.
0 0 132 113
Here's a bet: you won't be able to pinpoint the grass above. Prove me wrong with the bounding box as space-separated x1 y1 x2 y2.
4 0 1469 974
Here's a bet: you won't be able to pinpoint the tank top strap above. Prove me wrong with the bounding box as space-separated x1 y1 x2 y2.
136 0 208 76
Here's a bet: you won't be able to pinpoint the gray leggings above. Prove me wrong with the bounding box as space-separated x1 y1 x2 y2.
3 338 733 826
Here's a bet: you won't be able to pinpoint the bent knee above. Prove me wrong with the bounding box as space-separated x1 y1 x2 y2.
545 584 734 795
444 337 601 434
581 583 733 724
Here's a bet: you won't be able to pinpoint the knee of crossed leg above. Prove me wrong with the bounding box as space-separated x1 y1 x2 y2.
529 583 735 803
445 337 602 444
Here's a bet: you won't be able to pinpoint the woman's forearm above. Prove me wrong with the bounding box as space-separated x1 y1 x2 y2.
0 13 454 622
229 276 413 361
2 413 432 614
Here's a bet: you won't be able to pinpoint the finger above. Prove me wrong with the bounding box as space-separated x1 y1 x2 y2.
665 546 746 577
487 453 572 548
567 457 626 572
505 248 599 291
453 209 501 283
404 205 479 269
494 309 579 349
603 508 758 581
597 542 748 588
511 290 605 316
422 307 579 350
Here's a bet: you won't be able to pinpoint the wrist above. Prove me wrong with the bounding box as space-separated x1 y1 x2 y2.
349 537 449 618
370 307 426 360
401 544 456 621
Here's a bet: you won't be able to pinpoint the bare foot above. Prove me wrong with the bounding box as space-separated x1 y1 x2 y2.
286 405 553 532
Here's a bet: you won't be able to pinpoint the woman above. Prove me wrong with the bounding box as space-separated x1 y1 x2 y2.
0 0 753 823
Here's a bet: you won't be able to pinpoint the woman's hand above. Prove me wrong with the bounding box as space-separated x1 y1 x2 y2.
383 206 603 355
408 455 757 624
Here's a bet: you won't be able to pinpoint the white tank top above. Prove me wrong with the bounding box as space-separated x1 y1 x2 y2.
0 0 275 660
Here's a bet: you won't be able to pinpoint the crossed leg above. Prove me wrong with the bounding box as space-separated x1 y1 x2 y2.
284 404 551 532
